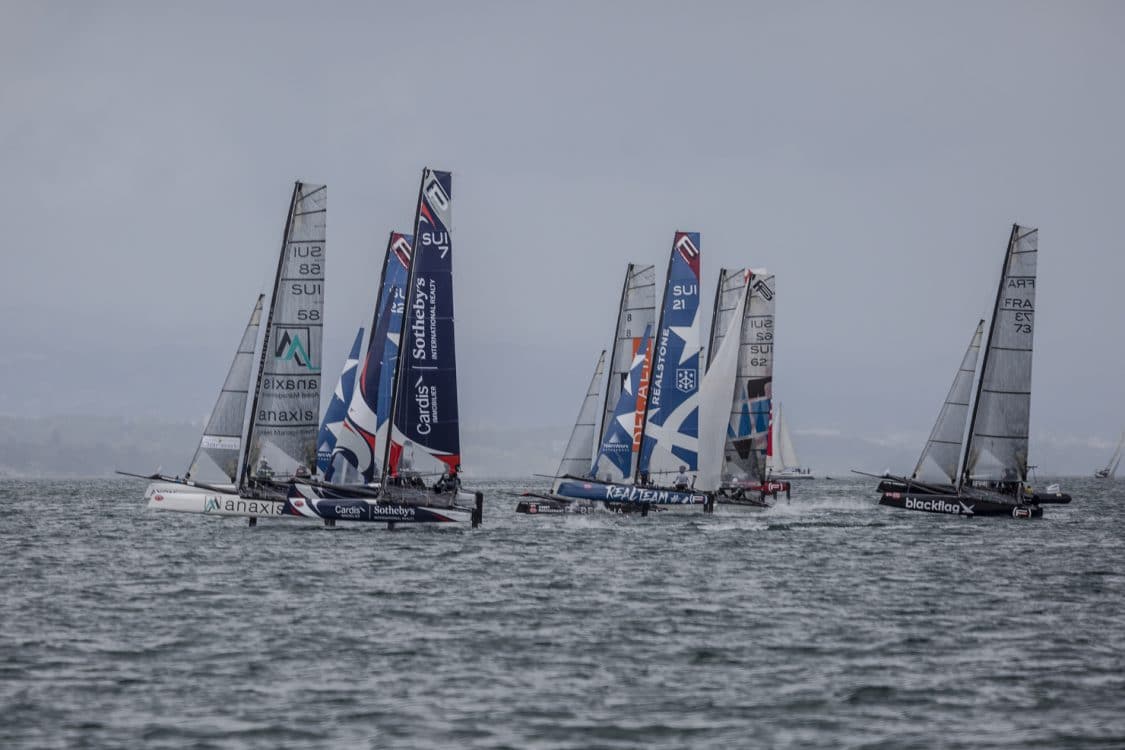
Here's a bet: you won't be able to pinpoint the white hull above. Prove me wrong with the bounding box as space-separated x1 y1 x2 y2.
144 482 287 519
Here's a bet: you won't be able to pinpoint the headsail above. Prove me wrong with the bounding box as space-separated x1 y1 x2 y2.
592 327 652 481
637 231 701 479
599 263 657 468
768 403 800 474
726 271 775 483
388 169 461 477
187 294 263 483
963 224 1037 485
556 350 607 478
698 283 750 492
317 327 364 480
706 269 748 372
333 232 412 482
241 182 327 485
912 320 984 483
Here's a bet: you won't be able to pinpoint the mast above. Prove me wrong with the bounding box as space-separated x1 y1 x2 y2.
380 173 427 484
960 223 1019 490
239 182 300 489
632 241 676 484
705 269 727 371
598 264 633 448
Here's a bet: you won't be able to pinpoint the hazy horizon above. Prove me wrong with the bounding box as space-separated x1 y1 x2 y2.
4 2 1124 478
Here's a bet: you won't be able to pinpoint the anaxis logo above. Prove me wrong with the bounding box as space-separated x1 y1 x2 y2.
204 497 220 513
275 327 319 372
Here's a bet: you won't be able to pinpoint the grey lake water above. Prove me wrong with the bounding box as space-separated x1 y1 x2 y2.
2 477 1123 749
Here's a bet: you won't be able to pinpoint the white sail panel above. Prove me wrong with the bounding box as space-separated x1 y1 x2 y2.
598 263 656 466
725 272 775 482
913 320 984 483
556 351 607 478
965 225 1037 483
187 294 263 483
706 269 748 372
698 285 749 492
243 182 327 483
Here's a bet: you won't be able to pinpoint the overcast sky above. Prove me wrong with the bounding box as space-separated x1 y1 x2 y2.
4 1 1124 472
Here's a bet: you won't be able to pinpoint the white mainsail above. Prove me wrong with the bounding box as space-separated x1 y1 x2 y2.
556 351 607 478
187 294 263 483
768 403 801 474
912 320 984 483
698 284 750 492
241 182 327 484
706 269 749 372
726 271 775 483
963 225 1037 484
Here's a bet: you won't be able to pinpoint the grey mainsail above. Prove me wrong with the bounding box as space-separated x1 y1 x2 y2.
186 294 263 483
241 182 327 485
556 350 607 478
726 271 775 483
912 320 984 483
963 224 1037 484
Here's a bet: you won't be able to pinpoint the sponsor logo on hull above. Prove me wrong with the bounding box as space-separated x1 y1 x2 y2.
555 480 704 505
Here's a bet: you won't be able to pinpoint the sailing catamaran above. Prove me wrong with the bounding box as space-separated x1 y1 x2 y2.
282 169 483 526
876 224 1071 518
708 269 786 508
518 234 707 514
1095 432 1123 479
138 181 327 522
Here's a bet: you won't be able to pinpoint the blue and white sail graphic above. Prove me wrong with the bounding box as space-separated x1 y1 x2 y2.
638 231 701 478
317 327 364 479
591 325 652 481
333 233 412 483
389 169 461 477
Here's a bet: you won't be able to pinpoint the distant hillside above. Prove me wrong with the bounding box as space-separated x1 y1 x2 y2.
0 415 1099 479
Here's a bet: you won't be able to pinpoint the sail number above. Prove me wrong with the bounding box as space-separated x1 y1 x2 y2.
297 309 320 321
298 264 321 275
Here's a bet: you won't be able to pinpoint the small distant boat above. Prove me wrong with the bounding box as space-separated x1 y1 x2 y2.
875 224 1071 518
283 169 482 527
767 403 812 481
1095 432 1123 479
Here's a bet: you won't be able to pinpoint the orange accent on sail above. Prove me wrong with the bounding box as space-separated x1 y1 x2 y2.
632 337 652 451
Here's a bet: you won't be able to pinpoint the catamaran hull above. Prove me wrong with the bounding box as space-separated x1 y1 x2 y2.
879 491 1043 518
284 483 479 525
144 482 286 518
554 479 708 510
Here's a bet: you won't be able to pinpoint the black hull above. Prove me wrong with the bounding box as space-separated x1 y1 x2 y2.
879 491 1042 518
876 479 956 495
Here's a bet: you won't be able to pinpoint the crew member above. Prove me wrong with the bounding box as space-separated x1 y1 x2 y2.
674 465 690 490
